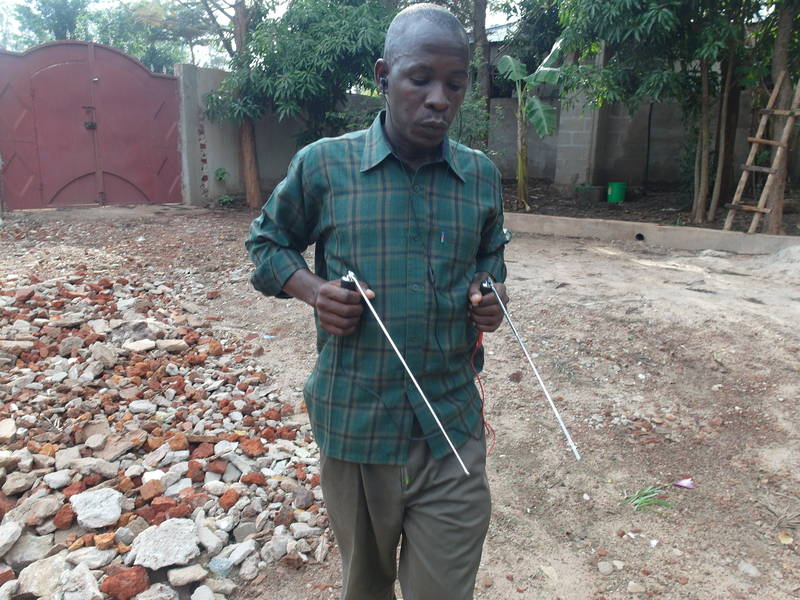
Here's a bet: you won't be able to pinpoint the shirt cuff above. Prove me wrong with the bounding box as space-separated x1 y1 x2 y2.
476 256 507 283
251 251 309 298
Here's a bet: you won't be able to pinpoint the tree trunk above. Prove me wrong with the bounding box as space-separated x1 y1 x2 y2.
234 1 263 209
517 99 529 211
694 60 711 223
708 54 735 221
472 0 490 103
766 0 797 234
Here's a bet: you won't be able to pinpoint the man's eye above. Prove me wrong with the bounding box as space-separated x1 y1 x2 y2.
448 82 464 92
411 78 429 86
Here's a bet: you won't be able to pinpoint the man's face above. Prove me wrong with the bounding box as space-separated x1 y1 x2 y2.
377 23 469 156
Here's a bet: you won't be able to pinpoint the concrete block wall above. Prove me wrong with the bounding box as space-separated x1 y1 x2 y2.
176 64 796 205
488 97 558 180
177 63 305 206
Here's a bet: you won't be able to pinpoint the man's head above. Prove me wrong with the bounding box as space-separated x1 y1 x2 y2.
375 4 470 162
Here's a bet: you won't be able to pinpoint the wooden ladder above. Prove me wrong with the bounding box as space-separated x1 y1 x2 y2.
723 71 800 233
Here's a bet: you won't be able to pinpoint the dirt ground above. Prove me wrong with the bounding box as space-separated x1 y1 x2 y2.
503 182 800 236
1 204 799 599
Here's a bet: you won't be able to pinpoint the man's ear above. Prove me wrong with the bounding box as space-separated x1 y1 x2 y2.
374 58 389 92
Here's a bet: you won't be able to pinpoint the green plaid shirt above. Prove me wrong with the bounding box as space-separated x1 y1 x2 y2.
247 112 507 464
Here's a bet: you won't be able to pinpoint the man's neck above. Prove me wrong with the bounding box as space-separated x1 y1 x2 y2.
382 117 442 171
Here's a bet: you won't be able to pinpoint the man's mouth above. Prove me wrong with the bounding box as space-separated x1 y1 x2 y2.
418 120 449 133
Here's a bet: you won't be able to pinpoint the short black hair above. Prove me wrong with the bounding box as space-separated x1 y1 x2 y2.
383 3 469 66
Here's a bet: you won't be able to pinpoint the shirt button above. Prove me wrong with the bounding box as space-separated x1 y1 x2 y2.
413 184 422 193
410 283 422 292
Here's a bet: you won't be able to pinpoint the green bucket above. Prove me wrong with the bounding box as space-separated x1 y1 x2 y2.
607 182 627 203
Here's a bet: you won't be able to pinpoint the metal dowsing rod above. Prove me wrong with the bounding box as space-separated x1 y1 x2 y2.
343 271 471 476
481 279 582 461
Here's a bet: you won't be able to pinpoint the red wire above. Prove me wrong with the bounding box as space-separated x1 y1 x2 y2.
470 331 496 454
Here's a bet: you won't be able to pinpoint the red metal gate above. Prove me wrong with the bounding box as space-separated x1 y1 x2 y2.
0 41 181 210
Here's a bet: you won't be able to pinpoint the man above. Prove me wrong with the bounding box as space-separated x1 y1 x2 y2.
246 4 508 598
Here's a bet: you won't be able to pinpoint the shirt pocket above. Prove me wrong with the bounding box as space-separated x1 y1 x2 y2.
429 225 479 291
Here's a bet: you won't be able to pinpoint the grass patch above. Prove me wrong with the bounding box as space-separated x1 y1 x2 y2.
624 485 673 511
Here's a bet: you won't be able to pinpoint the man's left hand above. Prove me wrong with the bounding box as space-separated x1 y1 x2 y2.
468 274 508 332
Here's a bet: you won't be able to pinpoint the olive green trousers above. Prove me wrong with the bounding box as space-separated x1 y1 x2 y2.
320 433 491 600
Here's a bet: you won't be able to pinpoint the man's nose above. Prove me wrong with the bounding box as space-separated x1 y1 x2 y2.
424 82 450 112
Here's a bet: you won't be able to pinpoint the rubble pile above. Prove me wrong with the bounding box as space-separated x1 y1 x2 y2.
0 270 329 600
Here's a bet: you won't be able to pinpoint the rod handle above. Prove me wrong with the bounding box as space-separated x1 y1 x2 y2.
479 278 494 296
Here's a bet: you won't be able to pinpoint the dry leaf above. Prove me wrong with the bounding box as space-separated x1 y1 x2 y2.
778 531 794 545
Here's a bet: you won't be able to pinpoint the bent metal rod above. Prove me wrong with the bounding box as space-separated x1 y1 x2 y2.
342 271 471 476
480 279 582 461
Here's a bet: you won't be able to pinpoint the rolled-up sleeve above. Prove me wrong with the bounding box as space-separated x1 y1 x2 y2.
245 148 318 298
475 163 507 283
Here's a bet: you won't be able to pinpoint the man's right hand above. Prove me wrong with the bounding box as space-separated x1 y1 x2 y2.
282 269 375 336
314 279 375 336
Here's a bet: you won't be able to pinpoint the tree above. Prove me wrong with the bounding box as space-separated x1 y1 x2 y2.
13 0 90 48
205 0 389 145
765 0 799 234
498 40 561 211
91 3 190 73
557 0 764 224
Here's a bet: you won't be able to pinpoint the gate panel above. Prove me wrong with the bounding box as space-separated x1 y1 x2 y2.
0 41 182 210
0 51 42 209
29 48 97 206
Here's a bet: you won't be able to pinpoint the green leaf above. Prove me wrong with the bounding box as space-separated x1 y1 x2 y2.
497 55 529 82
528 67 560 86
524 96 556 138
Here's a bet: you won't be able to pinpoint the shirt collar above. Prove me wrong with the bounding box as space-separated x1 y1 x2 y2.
360 111 465 183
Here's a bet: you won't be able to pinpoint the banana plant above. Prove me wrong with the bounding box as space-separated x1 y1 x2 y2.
498 39 562 211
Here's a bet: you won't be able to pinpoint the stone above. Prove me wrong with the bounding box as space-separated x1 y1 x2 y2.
100 566 150 600
139 480 164 501
737 560 761 578
84 434 107 450
131 518 200 570
44 469 73 489
0 522 23 558
0 452 20 471
60 562 103 600
4 531 53 570
206 556 233 578
166 564 208 587
156 340 189 353
228 539 256 565
218 489 240 511
129 401 156 415
90 343 118 368
204 579 237 595
67 546 117 569
133 584 179 600
232 522 256 543
1 471 38 496
238 553 259 581
70 488 123 528
598 561 614 576
203 481 227 496
290 522 322 539
56 447 82 470
261 532 289 562
0 580 18 600
190 585 214 600
627 581 646 594
53 504 76 529
292 488 315 510
197 525 225 555
0 421 15 445
17 550 68 599
123 340 156 353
